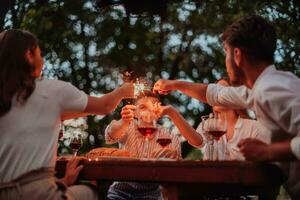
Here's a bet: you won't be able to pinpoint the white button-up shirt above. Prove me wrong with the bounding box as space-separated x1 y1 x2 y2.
206 65 300 198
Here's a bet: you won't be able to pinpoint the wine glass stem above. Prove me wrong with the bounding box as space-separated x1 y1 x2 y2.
143 138 149 158
73 150 77 157
209 141 214 160
215 141 218 161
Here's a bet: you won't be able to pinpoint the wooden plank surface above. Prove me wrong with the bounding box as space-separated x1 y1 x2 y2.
56 159 285 199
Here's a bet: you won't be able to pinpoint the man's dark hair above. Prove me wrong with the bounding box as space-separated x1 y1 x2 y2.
221 15 277 64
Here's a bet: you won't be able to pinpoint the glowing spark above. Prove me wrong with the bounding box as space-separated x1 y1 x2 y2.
134 81 146 98
134 78 152 98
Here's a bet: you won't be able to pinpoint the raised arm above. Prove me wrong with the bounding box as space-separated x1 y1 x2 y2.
84 83 134 115
105 104 136 144
153 79 208 103
61 83 134 120
160 105 203 147
153 79 251 110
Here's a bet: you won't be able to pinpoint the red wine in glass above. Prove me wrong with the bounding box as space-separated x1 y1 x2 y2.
208 131 226 141
70 142 81 151
138 127 157 137
157 138 172 147
70 137 82 156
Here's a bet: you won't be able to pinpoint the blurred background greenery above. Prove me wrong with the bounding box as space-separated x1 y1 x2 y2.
1 0 299 162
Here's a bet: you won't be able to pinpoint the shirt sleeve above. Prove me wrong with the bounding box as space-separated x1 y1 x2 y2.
251 121 271 144
290 136 300 160
105 120 129 144
56 80 88 113
256 82 300 137
206 84 253 110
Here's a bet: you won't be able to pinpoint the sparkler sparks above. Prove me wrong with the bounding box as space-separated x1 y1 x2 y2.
123 71 152 98
134 79 147 98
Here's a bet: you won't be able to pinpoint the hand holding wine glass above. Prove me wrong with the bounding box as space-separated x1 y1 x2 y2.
121 105 136 124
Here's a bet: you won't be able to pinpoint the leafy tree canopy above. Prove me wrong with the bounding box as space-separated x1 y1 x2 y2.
1 0 299 157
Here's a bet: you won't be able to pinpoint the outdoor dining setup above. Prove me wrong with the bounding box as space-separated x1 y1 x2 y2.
53 80 285 199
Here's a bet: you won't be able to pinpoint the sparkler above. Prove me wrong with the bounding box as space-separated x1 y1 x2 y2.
133 78 152 98
123 71 153 104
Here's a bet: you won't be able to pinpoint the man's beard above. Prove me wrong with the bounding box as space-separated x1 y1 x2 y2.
229 53 245 86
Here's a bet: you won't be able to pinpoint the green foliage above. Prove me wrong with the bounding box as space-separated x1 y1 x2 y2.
184 147 203 160
2 0 300 155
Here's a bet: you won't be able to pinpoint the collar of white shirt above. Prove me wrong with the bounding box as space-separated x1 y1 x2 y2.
234 117 243 129
252 64 276 91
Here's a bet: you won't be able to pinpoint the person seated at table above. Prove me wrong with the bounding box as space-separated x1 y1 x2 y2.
0 29 134 200
152 15 300 198
159 78 270 160
105 91 181 200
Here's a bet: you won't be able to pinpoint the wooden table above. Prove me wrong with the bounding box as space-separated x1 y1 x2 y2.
56 159 285 199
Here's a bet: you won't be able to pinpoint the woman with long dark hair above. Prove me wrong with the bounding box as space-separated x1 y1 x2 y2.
0 29 133 200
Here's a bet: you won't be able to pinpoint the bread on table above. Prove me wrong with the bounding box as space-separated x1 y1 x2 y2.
85 147 132 159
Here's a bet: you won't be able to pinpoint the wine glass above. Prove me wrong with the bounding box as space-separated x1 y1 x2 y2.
69 135 82 157
201 115 214 160
202 113 227 160
156 130 172 148
137 118 157 158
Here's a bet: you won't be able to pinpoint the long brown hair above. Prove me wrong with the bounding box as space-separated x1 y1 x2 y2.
0 29 38 117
